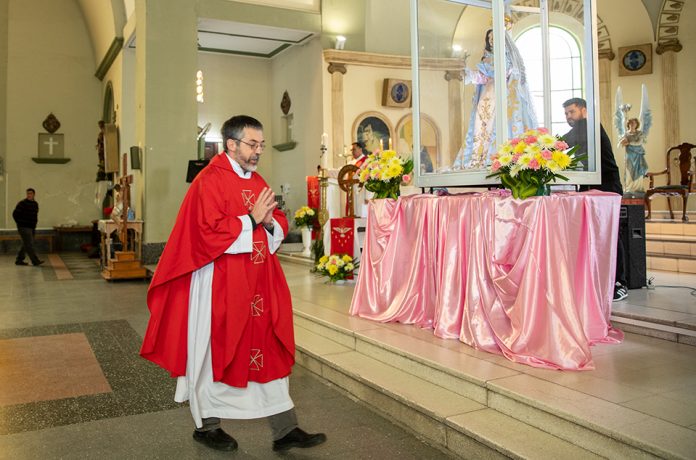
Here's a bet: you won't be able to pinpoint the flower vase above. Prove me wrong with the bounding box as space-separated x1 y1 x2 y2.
300 226 312 257
535 184 551 196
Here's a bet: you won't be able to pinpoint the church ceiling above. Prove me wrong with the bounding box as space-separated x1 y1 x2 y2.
124 18 315 59
195 19 314 58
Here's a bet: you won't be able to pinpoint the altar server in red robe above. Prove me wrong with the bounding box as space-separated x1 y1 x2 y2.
141 115 326 452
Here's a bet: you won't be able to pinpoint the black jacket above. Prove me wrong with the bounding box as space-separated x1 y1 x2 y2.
563 119 623 195
13 199 39 229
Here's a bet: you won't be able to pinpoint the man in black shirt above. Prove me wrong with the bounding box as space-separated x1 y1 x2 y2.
12 188 44 266
563 98 627 302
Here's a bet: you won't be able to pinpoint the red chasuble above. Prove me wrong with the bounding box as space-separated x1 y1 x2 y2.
140 153 295 388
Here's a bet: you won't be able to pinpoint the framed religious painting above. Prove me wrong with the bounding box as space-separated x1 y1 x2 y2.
352 111 393 153
382 79 413 108
618 44 652 77
395 113 440 173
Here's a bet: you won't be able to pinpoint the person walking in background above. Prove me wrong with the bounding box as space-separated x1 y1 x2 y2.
13 188 44 266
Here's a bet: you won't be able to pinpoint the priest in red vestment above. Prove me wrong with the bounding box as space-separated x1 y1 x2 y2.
350 141 368 167
140 115 326 453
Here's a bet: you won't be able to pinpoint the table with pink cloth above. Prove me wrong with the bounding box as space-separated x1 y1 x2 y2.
349 191 624 370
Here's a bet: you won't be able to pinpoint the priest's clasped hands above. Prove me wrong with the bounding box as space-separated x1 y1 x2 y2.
250 187 277 229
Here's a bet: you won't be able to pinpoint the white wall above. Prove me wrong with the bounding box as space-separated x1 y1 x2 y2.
5 0 102 228
269 37 324 217
196 51 273 180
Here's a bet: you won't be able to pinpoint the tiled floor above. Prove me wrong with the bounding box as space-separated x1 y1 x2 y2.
0 333 111 406
0 254 453 459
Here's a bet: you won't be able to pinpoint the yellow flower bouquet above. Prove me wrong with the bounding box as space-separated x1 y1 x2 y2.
315 253 359 282
294 206 317 228
357 150 414 200
486 128 585 199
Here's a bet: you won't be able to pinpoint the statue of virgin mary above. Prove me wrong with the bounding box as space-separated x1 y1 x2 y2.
452 27 538 170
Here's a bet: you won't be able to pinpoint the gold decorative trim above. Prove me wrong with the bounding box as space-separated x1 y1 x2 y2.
598 49 615 61
444 70 463 81
327 63 347 75
657 0 684 51
656 39 682 55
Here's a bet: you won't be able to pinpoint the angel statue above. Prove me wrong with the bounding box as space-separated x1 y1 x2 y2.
615 84 652 194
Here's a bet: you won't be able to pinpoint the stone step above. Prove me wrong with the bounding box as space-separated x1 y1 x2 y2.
646 234 696 243
293 306 696 459
277 250 314 267
645 236 696 259
294 324 600 459
645 222 696 238
646 254 696 273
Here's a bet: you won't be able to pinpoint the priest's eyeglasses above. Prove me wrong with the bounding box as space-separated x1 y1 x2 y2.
232 138 266 152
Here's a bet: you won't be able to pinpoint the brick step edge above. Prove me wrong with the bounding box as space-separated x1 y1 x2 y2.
646 252 696 260
646 234 696 243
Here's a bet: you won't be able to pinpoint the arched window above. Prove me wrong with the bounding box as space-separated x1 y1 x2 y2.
515 26 582 136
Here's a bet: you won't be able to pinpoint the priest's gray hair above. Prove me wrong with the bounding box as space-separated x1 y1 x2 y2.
221 115 264 152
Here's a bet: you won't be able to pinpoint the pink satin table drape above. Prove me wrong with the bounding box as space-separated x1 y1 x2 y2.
349 191 624 370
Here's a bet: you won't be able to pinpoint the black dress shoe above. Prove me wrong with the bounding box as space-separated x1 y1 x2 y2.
192 428 238 451
32 260 45 266
15 261 28 266
273 427 327 451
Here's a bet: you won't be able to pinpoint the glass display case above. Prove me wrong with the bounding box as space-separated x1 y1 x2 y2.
409 0 601 188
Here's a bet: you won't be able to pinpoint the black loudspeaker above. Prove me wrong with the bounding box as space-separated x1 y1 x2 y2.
130 146 141 170
619 204 647 289
186 159 209 183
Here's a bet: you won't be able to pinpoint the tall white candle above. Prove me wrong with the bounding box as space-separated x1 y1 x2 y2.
321 132 328 146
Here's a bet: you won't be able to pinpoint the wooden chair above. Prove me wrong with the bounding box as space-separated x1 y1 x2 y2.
645 142 696 221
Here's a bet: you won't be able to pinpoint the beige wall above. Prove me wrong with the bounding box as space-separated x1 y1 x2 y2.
599 0 694 212
322 62 452 169
135 0 198 243
677 3 696 152
0 0 8 226
77 0 118 67
196 52 273 180
599 0 665 183
4 0 102 228
269 37 324 216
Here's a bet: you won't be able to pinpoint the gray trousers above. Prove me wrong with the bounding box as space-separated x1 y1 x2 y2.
16 227 40 264
196 408 298 441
